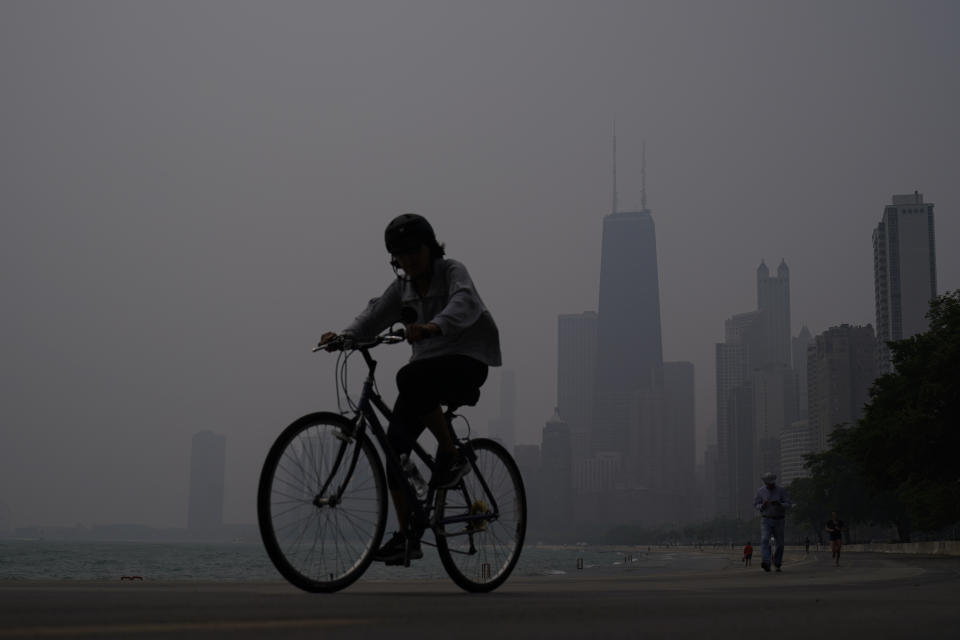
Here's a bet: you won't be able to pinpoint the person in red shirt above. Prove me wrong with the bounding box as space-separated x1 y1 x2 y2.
743 542 753 567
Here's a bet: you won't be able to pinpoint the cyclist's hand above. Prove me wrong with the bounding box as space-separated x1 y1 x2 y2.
405 323 440 343
319 331 339 351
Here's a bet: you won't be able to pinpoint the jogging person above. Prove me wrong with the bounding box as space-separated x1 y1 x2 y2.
825 511 845 567
319 213 501 565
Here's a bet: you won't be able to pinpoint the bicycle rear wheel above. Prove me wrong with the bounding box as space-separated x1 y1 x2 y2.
435 438 526 592
257 412 387 592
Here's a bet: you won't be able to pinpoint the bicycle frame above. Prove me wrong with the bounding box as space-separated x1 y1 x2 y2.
327 341 502 540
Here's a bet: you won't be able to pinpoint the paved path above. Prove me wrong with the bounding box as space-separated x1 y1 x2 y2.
2 551 958 638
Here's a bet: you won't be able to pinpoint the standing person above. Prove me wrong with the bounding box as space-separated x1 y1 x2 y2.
319 213 501 565
753 472 792 572
825 511 845 566
743 542 753 567
804 537 811 554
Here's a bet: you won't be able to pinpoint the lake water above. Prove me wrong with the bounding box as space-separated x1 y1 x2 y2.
0 539 732 582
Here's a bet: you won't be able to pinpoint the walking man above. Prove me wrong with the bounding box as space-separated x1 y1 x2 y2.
754 472 791 572
825 511 845 567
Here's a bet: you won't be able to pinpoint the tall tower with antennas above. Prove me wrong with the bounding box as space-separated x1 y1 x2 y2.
593 136 664 459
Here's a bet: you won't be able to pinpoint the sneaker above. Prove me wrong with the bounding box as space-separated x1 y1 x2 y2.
430 450 471 489
775 566 782 572
761 562 771 572
373 531 422 566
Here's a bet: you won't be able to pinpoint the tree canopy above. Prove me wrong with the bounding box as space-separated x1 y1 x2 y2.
792 291 960 540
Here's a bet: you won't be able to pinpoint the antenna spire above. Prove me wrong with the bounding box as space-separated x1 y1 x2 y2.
641 139 647 211
612 120 618 215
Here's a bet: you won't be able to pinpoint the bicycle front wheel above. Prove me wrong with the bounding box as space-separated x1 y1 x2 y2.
257 412 387 592
435 438 526 592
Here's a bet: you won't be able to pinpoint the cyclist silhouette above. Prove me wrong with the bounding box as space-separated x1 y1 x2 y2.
319 213 501 565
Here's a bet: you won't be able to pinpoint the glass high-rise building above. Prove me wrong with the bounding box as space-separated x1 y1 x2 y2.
873 192 937 373
595 210 664 394
593 208 664 461
757 260 791 367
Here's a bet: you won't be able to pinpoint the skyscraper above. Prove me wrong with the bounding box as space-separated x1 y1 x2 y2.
779 419 813 485
595 209 664 394
188 430 226 537
873 192 937 373
791 325 813 419
557 311 597 462
594 143 663 459
751 363 797 484
715 310 763 516
715 260 794 518
807 324 878 452
757 260 791 367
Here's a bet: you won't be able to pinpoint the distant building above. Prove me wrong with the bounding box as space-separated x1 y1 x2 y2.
715 260 796 519
557 311 597 465
873 192 937 373
807 324 878 451
715 310 763 517
757 260 792 367
595 208 663 395
539 411 572 539
594 206 664 457
780 419 813 485
792 325 813 419
751 363 798 485
187 430 226 537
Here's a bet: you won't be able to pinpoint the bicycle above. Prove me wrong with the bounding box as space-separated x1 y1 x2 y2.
257 329 527 593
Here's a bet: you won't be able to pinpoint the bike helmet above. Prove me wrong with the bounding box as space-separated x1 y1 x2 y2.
384 213 438 255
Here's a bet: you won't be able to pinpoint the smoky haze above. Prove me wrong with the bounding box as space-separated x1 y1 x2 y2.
2 1 958 530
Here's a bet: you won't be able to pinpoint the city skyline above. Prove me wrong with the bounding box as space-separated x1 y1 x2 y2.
873 192 938 373
3 2 958 530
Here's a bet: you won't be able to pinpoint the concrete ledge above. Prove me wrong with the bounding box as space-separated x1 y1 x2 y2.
843 541 960 556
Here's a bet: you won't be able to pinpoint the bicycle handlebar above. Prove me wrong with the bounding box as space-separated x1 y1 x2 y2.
312 329 405 353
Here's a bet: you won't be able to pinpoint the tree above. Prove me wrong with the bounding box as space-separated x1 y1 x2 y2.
845 291 960 533
789 427 911 542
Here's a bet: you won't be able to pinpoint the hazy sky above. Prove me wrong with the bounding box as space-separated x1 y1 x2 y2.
3 1 958 529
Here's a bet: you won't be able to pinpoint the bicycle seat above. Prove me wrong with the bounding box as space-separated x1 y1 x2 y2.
442 386 481 411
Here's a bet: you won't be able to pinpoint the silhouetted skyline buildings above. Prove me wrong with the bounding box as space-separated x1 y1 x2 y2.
711 191 939 523
529 172 941 536
521 141 697 539
873 192 938 374
715 262 796 518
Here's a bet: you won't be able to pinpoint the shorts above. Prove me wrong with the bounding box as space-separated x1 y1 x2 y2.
386 355 488 486
830 539 842 553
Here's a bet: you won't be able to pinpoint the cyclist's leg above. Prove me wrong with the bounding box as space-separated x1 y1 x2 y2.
395 359 455 460
385 391 426 532
397 356 488 485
